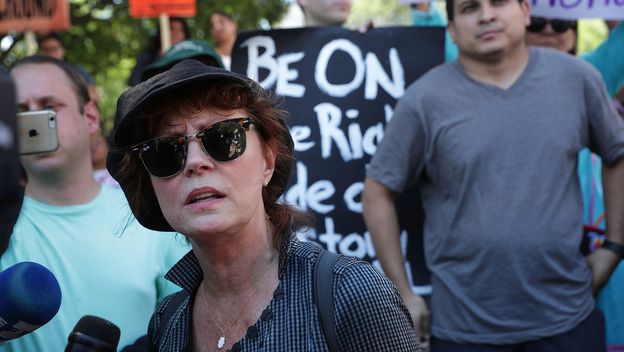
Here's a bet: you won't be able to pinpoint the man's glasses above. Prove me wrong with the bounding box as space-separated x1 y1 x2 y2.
527 17 576 33
131 117 254 178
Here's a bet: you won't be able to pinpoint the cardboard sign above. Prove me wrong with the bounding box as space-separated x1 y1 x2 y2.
0 0 70 33
129 0 195 19
531 0 624 19
232 27 445 294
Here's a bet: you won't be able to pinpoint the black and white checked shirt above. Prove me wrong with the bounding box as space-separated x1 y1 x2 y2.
148 235 421 351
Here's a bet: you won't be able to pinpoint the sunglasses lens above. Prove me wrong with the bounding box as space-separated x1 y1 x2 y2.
527 17 546 33
551 20 575 33
528 17 575 33
201 120 248 162
140 138 186 178
134 118 252 178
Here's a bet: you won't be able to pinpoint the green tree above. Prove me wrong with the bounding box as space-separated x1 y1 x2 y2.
2 0 289 130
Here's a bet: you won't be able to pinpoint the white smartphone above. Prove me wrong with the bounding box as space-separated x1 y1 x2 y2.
17 110 59 155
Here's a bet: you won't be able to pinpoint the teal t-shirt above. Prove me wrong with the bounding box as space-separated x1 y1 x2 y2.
0 185 190 351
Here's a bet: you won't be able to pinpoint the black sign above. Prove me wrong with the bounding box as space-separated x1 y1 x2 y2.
232 26 444 293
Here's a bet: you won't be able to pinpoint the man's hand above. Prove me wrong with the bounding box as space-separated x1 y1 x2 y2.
587 247 620 294
402 292 430 349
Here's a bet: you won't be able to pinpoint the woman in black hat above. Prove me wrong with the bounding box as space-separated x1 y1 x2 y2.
107 59 419 352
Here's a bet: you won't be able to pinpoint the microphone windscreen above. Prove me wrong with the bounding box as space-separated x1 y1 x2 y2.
0 262 62 342
66 315 120 352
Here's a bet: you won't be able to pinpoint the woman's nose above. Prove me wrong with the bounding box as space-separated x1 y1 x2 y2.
183 138 215 177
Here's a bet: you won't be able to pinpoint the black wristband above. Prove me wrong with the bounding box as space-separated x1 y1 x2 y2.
602 239 624 259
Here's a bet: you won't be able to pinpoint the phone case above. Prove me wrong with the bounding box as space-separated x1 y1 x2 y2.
17 110 59 155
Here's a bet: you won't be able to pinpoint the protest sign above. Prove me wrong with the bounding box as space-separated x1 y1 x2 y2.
129 0 195 19
531 0 624 19
0 0 70 33
232 27 444 294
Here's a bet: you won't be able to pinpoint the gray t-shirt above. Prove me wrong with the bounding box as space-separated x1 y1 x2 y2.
368 48 624 344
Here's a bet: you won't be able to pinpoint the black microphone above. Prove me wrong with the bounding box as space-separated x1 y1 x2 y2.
0 262 62 343
65 315 120 352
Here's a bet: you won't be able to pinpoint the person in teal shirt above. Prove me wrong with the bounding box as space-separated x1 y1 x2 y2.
0 55 189 351
409 1 459 62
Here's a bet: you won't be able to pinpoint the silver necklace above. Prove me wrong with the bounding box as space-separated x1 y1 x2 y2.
200 268 273 350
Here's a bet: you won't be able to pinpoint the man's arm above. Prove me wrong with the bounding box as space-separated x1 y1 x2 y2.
362 177 430 348
587 157 624 293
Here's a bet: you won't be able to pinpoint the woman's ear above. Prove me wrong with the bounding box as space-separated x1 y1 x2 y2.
263 144 276 186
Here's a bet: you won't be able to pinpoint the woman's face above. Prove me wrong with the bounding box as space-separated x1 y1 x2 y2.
170 20 187 45
525 18 576 53
150 108 275 240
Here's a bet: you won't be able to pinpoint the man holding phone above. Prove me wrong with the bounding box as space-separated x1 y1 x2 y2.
0 56 189 351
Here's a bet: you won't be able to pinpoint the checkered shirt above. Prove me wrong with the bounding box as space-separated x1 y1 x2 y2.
148 235 421 351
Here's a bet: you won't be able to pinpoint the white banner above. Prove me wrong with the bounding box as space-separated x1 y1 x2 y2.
530 0 624 19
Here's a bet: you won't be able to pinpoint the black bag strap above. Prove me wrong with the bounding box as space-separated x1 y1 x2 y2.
314 249 340 352
158 289 190 339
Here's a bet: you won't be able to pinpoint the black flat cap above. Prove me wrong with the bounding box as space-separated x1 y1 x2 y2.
110 59 252 150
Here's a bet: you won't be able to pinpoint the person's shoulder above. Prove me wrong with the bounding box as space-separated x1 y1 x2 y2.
287 240 366 277
96 185 170 238
533 47 597 74
288 237 323 262
404 61 461 99
289 239 394 289
97 185 133 212
333 256 391 291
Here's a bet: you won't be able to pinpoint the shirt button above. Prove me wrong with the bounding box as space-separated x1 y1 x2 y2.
246 325 259 338
261 308 273 321
273 286 284 300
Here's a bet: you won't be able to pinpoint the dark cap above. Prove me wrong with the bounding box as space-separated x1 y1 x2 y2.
110 59 251 151
140 40 224 82
106 59 291 231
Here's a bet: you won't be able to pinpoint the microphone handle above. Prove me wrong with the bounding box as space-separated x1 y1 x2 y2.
65 332 116 352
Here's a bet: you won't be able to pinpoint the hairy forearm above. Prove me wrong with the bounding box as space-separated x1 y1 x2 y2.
588 157 624 293
603 157 624 245
362 178 412 295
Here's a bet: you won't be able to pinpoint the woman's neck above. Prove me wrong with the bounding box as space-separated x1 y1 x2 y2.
193 219 279 295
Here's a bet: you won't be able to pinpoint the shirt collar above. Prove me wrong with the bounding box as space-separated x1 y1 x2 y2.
165 233 297 293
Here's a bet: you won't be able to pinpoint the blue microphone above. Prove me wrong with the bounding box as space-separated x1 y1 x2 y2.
0 262 62 343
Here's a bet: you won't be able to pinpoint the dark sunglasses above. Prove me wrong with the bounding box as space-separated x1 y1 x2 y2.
131 117 254 178
527 17 576 33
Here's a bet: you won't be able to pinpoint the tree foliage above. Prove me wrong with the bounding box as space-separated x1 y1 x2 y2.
1 0 289 130
347 0 411 28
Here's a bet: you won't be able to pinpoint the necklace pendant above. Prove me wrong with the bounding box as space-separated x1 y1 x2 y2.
217 336 225 349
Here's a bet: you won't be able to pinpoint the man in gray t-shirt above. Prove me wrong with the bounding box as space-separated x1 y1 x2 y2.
362 0 624 350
